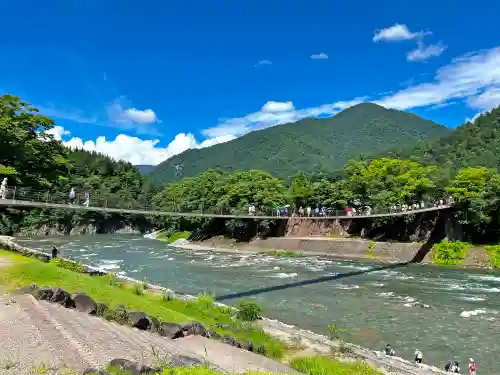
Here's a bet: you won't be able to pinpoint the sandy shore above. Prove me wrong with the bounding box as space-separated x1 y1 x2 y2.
0 235 447 374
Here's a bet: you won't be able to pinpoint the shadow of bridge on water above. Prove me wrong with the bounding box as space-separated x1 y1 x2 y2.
214 210 449 302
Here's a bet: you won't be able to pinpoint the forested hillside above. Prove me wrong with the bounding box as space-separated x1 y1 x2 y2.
150 103 449 185
385 107 500 183
0 94 156 235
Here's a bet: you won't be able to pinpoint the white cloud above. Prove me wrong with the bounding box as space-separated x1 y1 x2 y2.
407 41 447 62
310 53 329 60
45 126 70 140
107 96 160 125
373 24 428 42
376 47 500 111
262 101 295 112
255 60 272 67
49 46 500 166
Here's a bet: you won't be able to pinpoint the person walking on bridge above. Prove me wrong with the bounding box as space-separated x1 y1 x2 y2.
83 192 90 207
69 188 76 205
468 358 477 375
0 177 7 199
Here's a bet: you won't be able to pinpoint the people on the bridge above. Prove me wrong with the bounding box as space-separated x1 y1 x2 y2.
83 192 90 207
445 360 460 373
414 349 423 364
351 207 356 216
51 246 59 259
384 344 395 356
468 358 477 375
0 177 7 199
299 206 304 216
306 206 311 217
69 188 76 205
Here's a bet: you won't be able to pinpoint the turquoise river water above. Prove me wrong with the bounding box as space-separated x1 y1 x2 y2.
17 235 500 374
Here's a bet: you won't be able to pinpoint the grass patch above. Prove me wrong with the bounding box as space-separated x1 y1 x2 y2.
365 241 375 259
483 245 500 268
291 356 383 375
0 250 285 359
157 231 192 243
266 250 303 258
101 366 291 375
433 240 470 265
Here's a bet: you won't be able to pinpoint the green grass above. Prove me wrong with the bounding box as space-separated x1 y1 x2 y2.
0 250 285 359
433 240 470 265
100 367 291 375
483 244 500 268
266 251 303 258
290 356 383 375
157 231 192 243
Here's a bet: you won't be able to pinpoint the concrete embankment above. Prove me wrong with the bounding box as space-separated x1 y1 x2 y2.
189 236 492 268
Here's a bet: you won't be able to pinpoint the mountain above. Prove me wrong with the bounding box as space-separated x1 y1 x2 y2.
135 165 155 175
150 103 449 185
386 106 500 182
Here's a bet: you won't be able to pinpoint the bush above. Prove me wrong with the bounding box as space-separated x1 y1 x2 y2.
236 300 262 321
484 244 500 268
266 250 303 257
433 240 470 265
50 258 85 273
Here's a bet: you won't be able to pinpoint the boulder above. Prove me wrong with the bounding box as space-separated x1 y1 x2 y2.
208 330 221 340
240 341 254 352
182 322 208 337
149 317 160 333
221 334 240 347
13 284 39 295
95 302 109 317
50 288 75 308
34 287 53 301
108 359 159 374
167 354 203 368
158 322 184 339
83 369 110 375
128 311 152 330
73 293 97 314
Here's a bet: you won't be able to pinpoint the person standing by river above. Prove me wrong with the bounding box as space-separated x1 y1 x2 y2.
414 349 423 364
468 358 477 375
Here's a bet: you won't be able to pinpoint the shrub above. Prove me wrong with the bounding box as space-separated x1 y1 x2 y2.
50 258 85 273
267 250 303 257
133 282 145 295
433 240 470 265
483 245 500 268
327 324 344 340
236 300 263 321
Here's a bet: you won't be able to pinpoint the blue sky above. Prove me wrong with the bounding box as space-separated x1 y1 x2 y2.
1 0 500 165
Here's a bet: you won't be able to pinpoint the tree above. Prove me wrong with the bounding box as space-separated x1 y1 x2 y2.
0 94 69 189
289 172 312 207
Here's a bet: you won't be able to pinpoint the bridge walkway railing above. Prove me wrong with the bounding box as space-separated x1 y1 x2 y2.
0 186 452 219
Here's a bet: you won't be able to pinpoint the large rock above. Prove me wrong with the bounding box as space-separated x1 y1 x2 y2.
34 287 53 301
13 284 39 295
208 330 221 340
50 288 75 308
128 311 152 330
158 322 184 339
149 317 160 333
168 354 203 368
182 322 208 337
73 293 97 314
109 359 159 374
221 334 242 348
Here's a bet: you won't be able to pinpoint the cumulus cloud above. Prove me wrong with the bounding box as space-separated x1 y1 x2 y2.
107 96 160 125
310 53 329 60
407 41 447 62
373 24 428 42
49 46 500 166
373 23 442 62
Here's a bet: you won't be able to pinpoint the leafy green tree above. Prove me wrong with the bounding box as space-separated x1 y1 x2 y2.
289 172 312 207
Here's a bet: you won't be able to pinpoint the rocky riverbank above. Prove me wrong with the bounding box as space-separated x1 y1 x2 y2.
0 235 452 375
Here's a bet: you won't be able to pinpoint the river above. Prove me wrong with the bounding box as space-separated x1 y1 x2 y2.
16 235 500 374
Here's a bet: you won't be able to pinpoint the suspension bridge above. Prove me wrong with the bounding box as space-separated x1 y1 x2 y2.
0 187 451 220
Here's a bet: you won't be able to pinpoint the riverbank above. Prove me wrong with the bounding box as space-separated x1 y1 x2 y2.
177 236 494 269
0 235 451 375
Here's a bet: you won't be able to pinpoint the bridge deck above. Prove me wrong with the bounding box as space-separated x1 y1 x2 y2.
0 198 450 220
